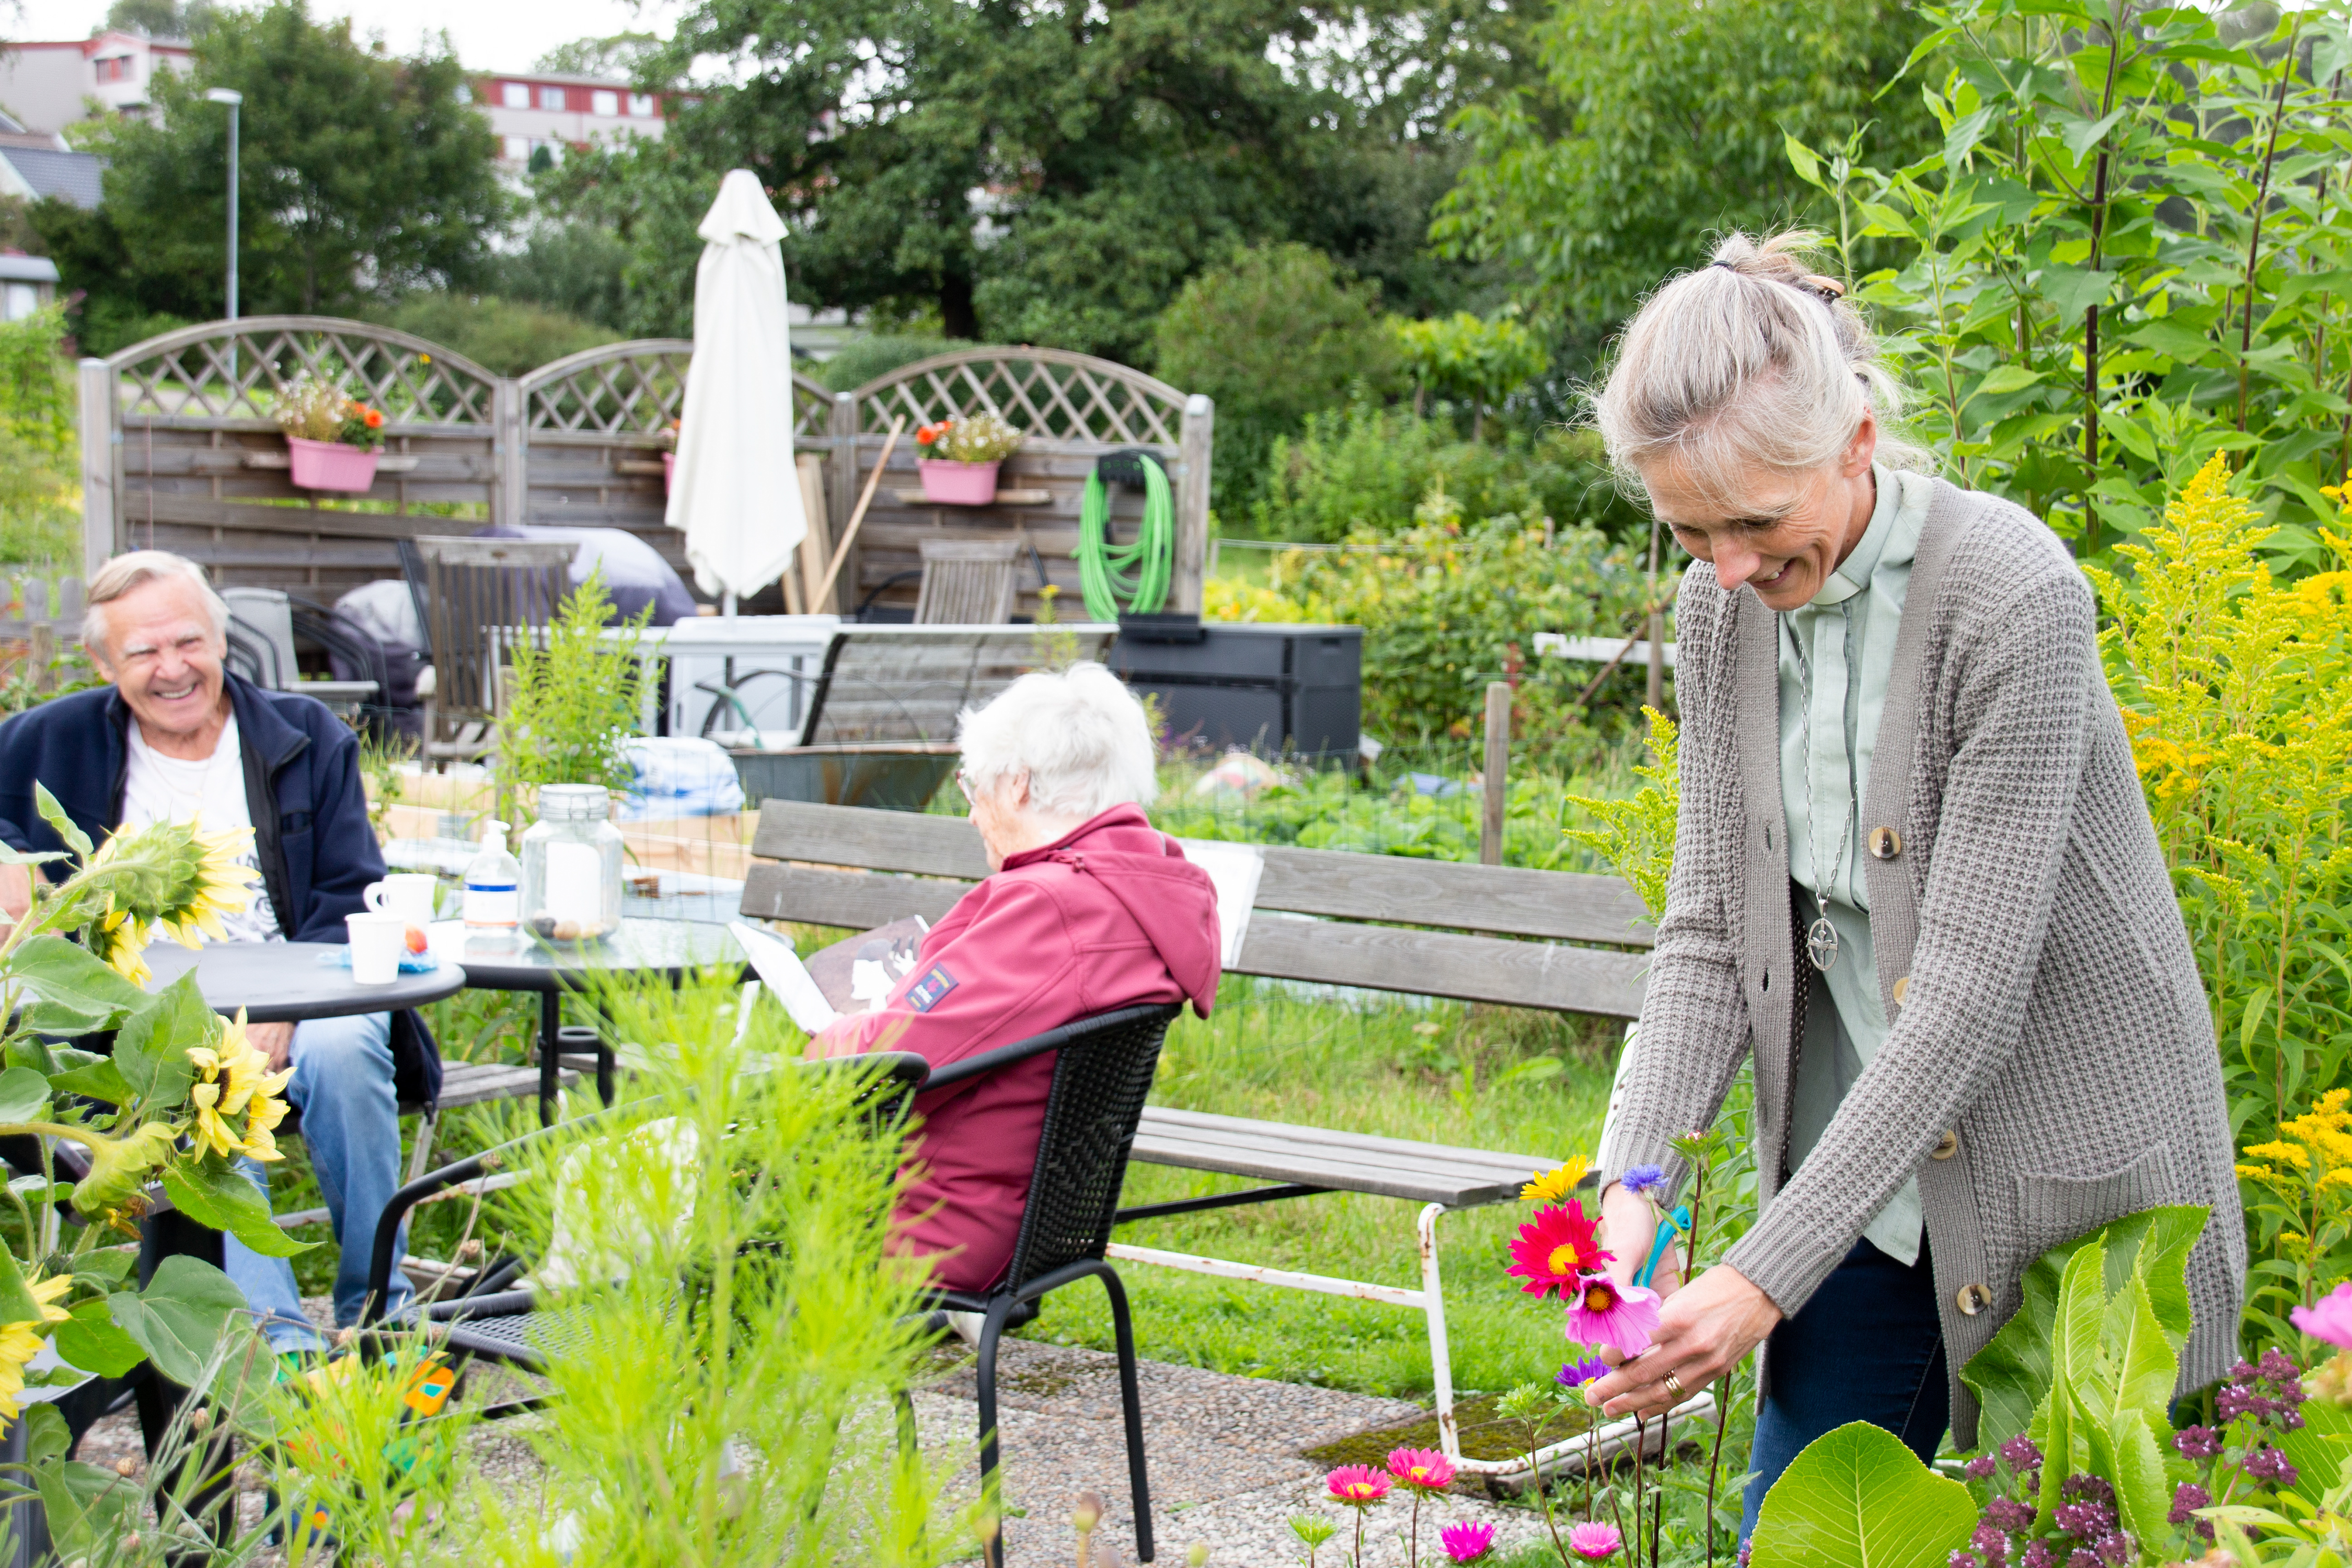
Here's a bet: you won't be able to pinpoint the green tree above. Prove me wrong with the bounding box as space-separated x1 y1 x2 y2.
533 32 666 80
539 0 1528 354
1431 0 1936 326
79 1 502 319
103 0 216 36
1154 244 1402 514
1392 309 1549 434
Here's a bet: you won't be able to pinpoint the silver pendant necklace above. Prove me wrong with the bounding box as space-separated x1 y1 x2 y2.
1785 614 1853 973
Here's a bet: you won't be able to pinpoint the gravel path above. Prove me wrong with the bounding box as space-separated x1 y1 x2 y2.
68 1313 1553 1566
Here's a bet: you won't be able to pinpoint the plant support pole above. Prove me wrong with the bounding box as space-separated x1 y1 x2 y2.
1481 681 1509 866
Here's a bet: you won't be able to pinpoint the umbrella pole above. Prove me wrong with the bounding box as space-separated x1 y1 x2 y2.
816 415 907 612
722 590 737 618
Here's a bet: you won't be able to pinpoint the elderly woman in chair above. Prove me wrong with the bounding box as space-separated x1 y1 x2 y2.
808 662 1220 1296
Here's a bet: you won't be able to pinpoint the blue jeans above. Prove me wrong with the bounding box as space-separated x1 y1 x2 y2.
1740 1238 1949 1540
222 1011 412 1352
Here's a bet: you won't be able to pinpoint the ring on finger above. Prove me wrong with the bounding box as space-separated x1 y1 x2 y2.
1662 1369 1686 1400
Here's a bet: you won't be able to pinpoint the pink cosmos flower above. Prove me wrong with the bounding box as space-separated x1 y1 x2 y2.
1565 1273 1662 1359
1568 1521 1623 1561
1388 1447 1456 1492
1441 1522 1497 1563
2292 1281 2352 1349
1326 1465 1390 1506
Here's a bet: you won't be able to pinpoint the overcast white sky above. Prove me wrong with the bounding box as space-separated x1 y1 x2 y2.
29 0 686 72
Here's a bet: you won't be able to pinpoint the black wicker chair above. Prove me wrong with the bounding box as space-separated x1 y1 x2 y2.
358 1052 931 1397
902 1001 1184 1568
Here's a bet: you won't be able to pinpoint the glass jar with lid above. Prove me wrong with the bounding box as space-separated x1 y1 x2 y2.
518 784 625 941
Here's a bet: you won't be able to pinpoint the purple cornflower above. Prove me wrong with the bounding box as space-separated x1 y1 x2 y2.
1985 1498 2033 1532
2000 1435 2044 1473
1622 1165 1668 1196
2174 1425 2222 1461
1557 1356 1609 1390
1964 1455 1999 1480
2244 1446 2299 1488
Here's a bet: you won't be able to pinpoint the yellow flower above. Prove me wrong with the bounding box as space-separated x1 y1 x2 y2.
89 898 152 987
2239 1162 2278 1182
0 1274 74 1420
186 1011 293 1162
149 821 260 948
2244 1140 2311 1172
1520 1156 1589 1204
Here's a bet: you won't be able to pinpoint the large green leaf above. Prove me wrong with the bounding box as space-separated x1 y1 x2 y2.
2279 1386 2352 1508
2083 1400 2175 1547
1 935 144 1037
162 1159 313 1260
1961 1205 2208 1452
34 1460 142 1557
44 1057 132 1108
0 1240 49 1327
1749 1421 1978 1568
31 785 90 860
2099 1271 2181 1429
53 1298 144 1378
107 1255 245 1387
110 975 207 1108
0 1068 49 1126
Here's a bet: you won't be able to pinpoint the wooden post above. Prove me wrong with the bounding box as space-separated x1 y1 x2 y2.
78 358 116 576
828 394 859 613
796 455 836 614
494 378 527 529
1481 681 1510 866
1171 393 1214 615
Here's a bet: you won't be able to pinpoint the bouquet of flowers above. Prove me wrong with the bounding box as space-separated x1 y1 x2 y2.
915 412 1023 465
273 372 386 452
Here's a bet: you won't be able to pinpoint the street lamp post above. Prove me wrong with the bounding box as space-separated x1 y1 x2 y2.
204 89 241 323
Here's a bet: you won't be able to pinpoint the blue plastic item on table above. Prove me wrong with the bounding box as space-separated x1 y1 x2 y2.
316 947 441 974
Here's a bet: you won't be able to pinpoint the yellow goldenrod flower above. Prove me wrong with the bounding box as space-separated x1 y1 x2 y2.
0 1274 74 1420
186 1011 293 1162
1520 1156 1589 1204
2244 1140 2312 1172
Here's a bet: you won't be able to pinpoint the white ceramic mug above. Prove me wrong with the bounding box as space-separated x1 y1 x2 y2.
363 873 439 925
345 911 408 985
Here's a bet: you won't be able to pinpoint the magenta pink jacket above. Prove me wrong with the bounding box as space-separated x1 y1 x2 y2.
813 804 1220 1292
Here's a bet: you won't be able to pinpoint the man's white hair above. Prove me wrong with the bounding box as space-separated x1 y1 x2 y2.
957 662 1158 819
82 550 230 658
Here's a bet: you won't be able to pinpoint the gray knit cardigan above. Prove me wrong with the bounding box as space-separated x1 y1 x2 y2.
1594 478 2243 1448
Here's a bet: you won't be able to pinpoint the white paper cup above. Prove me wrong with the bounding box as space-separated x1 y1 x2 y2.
363 873 439 925
345 911 408 985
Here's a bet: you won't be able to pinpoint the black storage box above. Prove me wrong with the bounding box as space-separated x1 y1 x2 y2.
1108 622 1362 763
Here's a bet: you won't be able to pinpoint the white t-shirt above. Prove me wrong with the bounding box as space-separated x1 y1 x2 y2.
120 715 282 945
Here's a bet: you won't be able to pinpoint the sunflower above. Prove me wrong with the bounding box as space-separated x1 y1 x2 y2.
88 897 152 986
0 1273 74 1419
151 821 260 947
1521 1156 1590 1204
1507 1202 1615 1299
187 1011 294 1162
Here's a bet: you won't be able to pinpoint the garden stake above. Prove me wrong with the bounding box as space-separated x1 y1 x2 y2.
815 414 907 608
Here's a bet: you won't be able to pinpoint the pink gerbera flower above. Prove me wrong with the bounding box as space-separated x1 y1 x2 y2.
1388 1447 1456 1492
1327 1465 1390 1506
1569 1521 1623 1561
1565 1273 1661 1359
1442 1521 1497 1563
1507 1203 1616 1299
2292 1281 2352 1349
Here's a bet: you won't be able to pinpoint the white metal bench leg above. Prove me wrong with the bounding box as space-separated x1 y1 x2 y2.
406 1109 440 1185
1417 1202 1463 1462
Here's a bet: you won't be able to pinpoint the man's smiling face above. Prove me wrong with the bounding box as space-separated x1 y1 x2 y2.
1642 411 1880 614
94 574 229 745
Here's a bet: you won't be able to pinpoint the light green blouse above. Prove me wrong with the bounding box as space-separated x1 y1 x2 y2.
1779 465 1934 1266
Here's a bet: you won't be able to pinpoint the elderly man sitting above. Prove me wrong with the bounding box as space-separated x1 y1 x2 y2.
811 662 1220 1298
0 551 438 1352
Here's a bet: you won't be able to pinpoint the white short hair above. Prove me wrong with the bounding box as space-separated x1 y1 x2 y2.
957 662 1158 819
83 550 230 657
1590 229 1934 510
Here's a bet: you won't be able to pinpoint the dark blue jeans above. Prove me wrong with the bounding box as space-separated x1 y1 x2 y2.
1740 1238 1949 1539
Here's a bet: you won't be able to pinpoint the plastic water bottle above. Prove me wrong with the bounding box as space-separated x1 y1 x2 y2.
463 820 521 931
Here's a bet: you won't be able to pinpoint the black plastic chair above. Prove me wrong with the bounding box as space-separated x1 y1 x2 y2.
904 1001 1183 1568
359 1052 931 1397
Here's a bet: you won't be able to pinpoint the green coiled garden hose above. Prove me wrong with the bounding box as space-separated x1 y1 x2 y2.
1077 452 1173 621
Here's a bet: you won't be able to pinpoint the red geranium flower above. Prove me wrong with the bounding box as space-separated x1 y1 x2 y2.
1507 1203 1615 1299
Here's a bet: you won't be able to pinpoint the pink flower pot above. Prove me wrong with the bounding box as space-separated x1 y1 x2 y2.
286 436 379 493
918 458 1001 505
663 451 676 493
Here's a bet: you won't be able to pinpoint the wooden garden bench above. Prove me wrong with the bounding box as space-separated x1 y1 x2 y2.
737 797 1664 1474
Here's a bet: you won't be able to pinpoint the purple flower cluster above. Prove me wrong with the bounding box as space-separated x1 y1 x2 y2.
2217 1352 2307 1431
2173 1424 2222 1461
1999 1436 2043 1474
1984 1498 2033 1533
2167 1481 2214 1541
2244 1445 2300 1487
1963 1455 1999 1481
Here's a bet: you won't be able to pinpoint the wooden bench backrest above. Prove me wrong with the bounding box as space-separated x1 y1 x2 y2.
739 800 1653 1019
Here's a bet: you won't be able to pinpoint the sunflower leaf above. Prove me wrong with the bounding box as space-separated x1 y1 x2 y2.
31 785 90 860
110 975 206 1108
54 1298 144 1378
0 1067 49 1125
0 1238 49 1324
3 934 145 1037
107 1255 245 1388
160 1159 313 1259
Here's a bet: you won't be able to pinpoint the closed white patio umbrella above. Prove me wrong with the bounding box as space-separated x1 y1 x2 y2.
665 168 808 614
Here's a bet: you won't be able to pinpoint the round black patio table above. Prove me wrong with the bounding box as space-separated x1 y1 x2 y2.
425 918 746 1123
141 940 468 1021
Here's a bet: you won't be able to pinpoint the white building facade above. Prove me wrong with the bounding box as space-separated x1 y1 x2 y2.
0 31 192 133
475 71 669 168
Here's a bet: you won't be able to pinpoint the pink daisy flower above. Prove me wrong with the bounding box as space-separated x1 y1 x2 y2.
1387 1447 1456 1492
1569 1521 1623 1560
1442 1521 1497 1563
1327 1465 1390 1507
1565 1273 1661 1359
